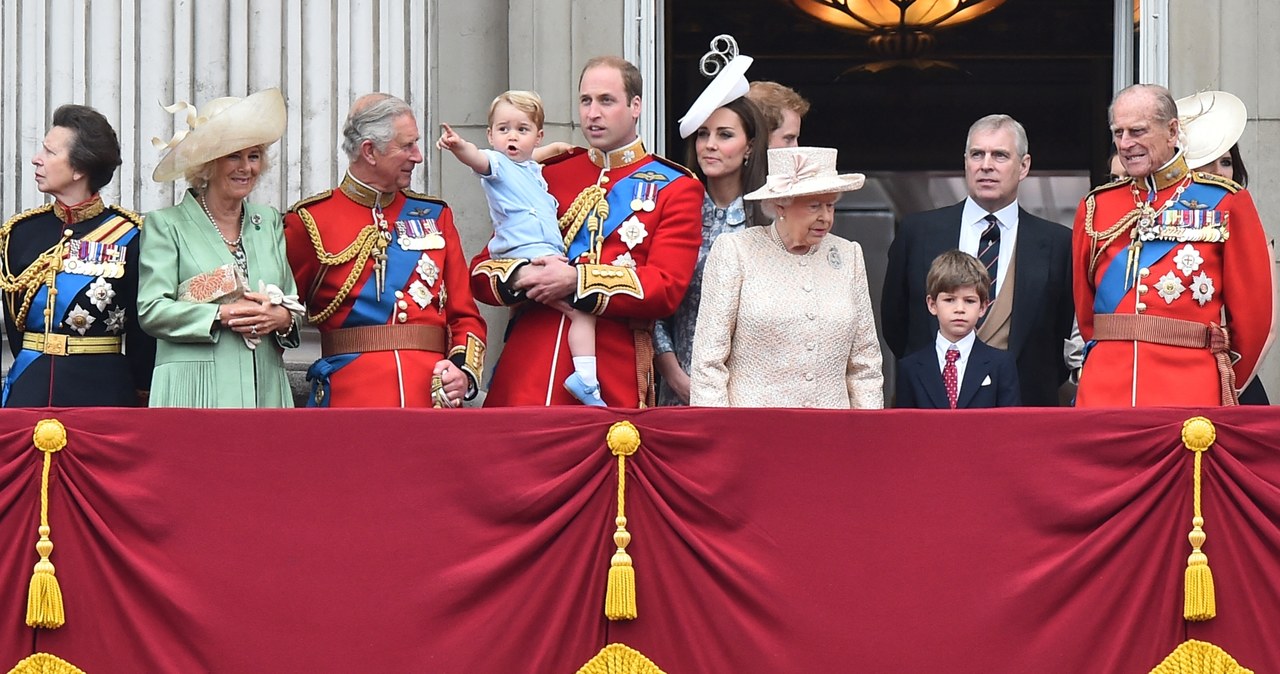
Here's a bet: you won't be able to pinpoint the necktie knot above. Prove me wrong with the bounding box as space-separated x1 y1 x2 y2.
945 348 961 364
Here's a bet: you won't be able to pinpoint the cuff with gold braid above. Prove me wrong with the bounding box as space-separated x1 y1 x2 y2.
471 258 530 305
574 264 644 315
449 332 486 399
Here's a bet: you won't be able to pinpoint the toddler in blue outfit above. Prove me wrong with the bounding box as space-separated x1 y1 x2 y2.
437 90 603 406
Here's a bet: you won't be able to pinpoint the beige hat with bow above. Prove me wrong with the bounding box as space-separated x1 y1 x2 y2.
152 88 286 182
1177 90 1247 170
744 147 865 201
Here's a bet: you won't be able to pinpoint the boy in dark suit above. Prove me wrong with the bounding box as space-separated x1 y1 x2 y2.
895 250 1021 409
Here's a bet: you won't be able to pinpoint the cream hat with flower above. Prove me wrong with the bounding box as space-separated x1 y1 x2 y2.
744 147 865 201
1177 90 1247 170
151 88 287 182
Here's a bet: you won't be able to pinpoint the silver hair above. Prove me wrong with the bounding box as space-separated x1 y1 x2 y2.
341 94 414 162
1108 84 1178 125
964 114 1029 158
760 196 793 219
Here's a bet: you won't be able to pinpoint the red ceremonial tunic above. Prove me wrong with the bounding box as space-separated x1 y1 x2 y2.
470 140 703 407
1073 154 1274 407
284 174 486 407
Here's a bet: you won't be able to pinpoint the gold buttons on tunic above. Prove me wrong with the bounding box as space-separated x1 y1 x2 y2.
397 312 408 322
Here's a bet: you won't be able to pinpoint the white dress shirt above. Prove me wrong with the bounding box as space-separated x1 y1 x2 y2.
958 198 1020 297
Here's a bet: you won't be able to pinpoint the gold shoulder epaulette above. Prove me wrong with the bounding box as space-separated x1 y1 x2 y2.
402 189 447 204
289 189 333 212
647 154 696 179
1192 171 1241 193
0 204 55 238
107 205 144 227
1085 176 1133 198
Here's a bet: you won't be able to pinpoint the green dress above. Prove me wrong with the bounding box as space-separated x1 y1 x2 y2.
139 190 301 407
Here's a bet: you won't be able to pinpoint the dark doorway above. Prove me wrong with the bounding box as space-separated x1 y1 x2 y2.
667 0 1116 177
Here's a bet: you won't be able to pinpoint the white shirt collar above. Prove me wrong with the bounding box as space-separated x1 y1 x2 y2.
935 329 976 362
961 197 1020 231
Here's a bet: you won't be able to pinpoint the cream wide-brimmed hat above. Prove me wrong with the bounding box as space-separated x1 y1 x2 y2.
151 88 287 182
744 147 865 201
677 35 754 139
1177 90 1247 170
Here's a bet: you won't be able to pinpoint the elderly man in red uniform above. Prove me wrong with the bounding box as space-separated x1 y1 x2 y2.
1073 84 1273 406
284 93 485 407
471 57 703 407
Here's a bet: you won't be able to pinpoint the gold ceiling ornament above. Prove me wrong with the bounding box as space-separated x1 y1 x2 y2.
604 421 641 621
6 652 87 674
788 0 1006 63
1148 639 1254 674
575 643 667 674
27 419 69 629
1180 416 1217 621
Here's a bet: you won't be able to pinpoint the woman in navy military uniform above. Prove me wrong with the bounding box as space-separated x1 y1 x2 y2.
0 105 154 406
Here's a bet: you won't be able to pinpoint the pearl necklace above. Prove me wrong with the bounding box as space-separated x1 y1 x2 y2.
199 193 249 277
199 194 244 248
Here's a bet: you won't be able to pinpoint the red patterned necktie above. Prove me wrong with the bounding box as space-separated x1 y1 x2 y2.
944 348 961 409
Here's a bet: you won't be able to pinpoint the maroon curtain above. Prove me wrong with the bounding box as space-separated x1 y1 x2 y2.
0 407 1276 672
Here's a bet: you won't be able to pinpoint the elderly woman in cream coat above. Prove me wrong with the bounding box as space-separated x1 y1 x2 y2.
689 146 883 409
139 89 302 407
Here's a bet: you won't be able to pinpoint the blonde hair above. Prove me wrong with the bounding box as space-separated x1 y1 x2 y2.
489 90 545 130
185 144 272 193
926 250 991 305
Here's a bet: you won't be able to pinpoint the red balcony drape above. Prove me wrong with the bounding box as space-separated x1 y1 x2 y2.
1 407 1276 672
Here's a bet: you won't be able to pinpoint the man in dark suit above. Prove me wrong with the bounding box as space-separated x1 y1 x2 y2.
883 114 1074 406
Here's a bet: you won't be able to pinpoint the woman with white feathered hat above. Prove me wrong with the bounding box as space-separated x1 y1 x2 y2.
689 146 884 409
139 88 303 407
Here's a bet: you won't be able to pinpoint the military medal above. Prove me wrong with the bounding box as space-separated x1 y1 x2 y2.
629 183 657 212
396 218 443 251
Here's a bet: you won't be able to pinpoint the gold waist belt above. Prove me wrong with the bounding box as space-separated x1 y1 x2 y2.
22 333 123 356
320 324 447 357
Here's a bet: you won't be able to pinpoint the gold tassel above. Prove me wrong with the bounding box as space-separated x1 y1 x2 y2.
1181 416 1216 622
604 421 641 621
26 419 68 629
575 643 667 674
6 652 88 674
1148 639 1254 674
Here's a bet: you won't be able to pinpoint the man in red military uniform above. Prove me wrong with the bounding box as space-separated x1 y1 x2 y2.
471 56 703 407
285 93 485 407
1073 84 1273 406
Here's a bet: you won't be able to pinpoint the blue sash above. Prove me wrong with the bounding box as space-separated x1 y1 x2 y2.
3 224 138 406
306 196 443 406
566 161 683 261
1093 182 1228 315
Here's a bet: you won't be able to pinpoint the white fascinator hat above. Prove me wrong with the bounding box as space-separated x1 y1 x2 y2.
677 35 754 139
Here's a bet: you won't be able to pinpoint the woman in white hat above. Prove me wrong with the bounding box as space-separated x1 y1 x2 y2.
688 146 884 408
138 88 302 407
653 37 771 405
